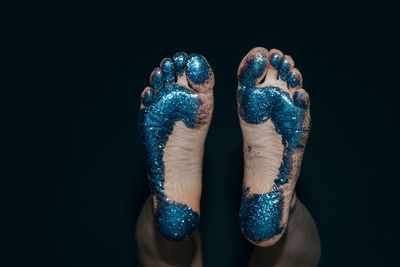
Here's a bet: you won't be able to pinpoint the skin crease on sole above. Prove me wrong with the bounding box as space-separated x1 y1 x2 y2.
237 47 311 247
139 52 214 242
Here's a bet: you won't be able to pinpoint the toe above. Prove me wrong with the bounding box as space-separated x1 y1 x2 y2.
173 52 188 77
266 49 283 80
160 58 176 86
286 68 303 89
150 67 164 91
141 87 156 107
293 88 310 109
238 47 269 87
278 55 294 81
185 54 214 93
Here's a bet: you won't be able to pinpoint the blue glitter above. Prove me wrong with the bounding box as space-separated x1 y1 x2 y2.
238 86 306 149
239 186 283 243
286 71 301 88
238 51 268 87
142 88 155 107
173 52 187 75
139 84 201 241
161 59 175 86
279 58 292 81
155 198 200 240
293 90 309 109
140 53 212 241
151 68 164 91
185 54 212 84
237 60 309 243
269 53 282 69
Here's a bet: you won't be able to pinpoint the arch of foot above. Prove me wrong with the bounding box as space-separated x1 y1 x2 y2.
237 48 310 245
139 52 213 241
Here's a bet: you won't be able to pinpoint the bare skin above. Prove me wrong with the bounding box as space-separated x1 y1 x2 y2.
136 48 320 267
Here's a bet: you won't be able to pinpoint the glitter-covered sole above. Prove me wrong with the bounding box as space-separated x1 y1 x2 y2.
237 47 310 245
139 52 213 241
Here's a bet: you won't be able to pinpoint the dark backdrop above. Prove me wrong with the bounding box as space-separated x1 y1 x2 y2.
2 1 399 266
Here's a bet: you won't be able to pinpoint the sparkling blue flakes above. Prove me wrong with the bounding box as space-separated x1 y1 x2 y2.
279 58 292 81
142 88 155 107
237 73 309 243
239 186 284 242
140 60 209 241
269 53 282 69
286 71 301 88
173 52 188 76
151 68 164 91
293 91 309 109
238 52 268 87
238 85 306 150
161 59 176 86
155 198 200 241
185 54 212 84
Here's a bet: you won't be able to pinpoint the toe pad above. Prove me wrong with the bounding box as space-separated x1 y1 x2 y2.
238 48 269 87
142 88 156 106
186 54 213 85
173 52 188 76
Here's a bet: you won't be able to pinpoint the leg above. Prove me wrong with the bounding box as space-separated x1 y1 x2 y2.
136 196 202 267
248 196 320 267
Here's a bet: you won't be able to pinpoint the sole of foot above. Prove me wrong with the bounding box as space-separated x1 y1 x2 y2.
139 52 214 241
237 47 311 247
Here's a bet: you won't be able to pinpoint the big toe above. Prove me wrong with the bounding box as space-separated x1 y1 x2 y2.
238 47 269 87
185 54 214 93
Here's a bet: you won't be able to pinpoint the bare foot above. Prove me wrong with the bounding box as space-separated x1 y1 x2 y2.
139 52 214 241
237 47 311 247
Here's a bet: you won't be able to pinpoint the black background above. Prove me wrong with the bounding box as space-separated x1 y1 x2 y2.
2 1 399 266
